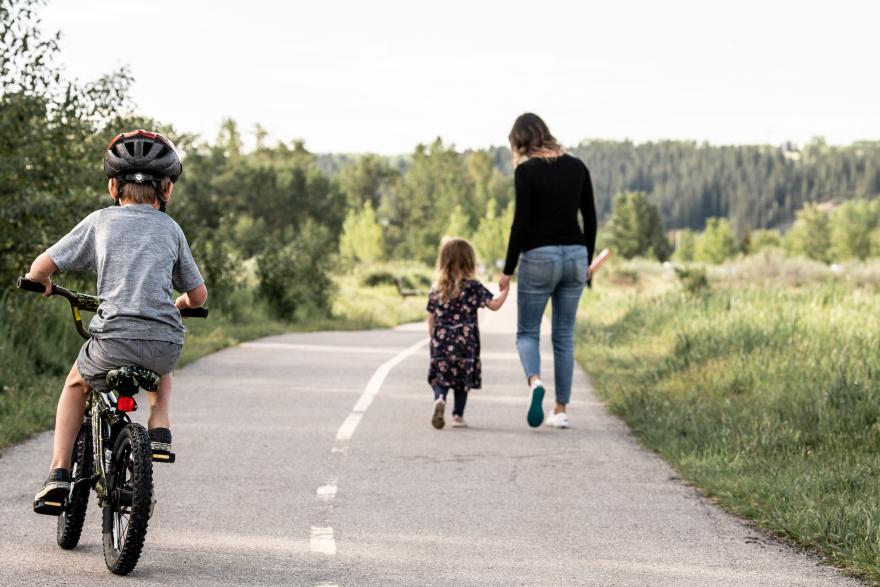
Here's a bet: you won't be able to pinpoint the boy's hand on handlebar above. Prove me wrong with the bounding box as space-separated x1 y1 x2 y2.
24 272 52 297
174 295 189 309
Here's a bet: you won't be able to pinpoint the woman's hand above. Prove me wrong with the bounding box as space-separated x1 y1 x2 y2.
498 274 511 292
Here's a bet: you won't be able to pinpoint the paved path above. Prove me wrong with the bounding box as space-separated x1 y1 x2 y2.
0 292 861 585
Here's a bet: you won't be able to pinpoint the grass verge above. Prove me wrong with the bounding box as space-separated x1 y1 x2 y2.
577 263 880 581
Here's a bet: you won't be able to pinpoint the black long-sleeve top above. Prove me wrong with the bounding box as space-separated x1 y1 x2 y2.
503 154 597 275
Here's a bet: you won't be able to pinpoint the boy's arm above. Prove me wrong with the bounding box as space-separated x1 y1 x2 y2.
25 253 59 297
175 283 208 309
485 287 509 311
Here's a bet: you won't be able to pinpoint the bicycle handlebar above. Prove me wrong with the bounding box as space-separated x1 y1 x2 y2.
16 277 208 339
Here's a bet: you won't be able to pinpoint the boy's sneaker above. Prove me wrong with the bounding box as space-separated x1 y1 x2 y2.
546 412 570 429
33 468 71 515
432 398 446 429
451 415 468 428
527 380 545 428
149 427 176 463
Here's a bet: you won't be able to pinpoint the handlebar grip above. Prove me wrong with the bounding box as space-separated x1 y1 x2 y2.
180 307 209 318
16 277 49 294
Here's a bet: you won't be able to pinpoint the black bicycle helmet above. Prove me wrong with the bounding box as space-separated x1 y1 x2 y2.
104 130 182 211
104 129 182 182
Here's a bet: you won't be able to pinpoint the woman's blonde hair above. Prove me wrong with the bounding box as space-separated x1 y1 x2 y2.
509 112 564 167
435 237 477 302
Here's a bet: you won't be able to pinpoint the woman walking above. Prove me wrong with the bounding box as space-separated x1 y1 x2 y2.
498 113 597 429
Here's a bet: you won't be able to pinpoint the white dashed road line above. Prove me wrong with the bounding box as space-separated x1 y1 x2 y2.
331 337 428 454
309 336 428 567
309 526 337 556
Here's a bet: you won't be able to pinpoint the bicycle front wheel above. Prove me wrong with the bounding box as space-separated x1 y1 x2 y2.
102 423 153 575
57 423 93 549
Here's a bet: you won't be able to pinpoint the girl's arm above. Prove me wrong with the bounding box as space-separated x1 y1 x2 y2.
427 313 435 336
485 287 509 311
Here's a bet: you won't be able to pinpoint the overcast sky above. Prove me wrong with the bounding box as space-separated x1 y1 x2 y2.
41 0 880 154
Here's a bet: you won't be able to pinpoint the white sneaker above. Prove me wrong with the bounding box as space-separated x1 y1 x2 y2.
432 398 446 429
546 412 569 429
451 416 468 428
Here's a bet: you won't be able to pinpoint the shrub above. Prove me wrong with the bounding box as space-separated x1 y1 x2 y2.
256 220 336 320
674 266 710 295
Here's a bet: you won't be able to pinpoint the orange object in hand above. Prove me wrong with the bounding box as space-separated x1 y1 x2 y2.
589 248 612 274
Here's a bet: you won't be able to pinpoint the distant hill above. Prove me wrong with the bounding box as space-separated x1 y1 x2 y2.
318 139 880 234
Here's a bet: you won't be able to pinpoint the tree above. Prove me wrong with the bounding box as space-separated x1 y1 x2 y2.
339 202 384 263
830 199 879 260
472 200 514 271
784 204 831 263
381 139 476 263
0 0 132 281
338 154 398 209
605 192 671 261
746 229 783 254
695 218 738 263
444 204 471 239
673 229 696 262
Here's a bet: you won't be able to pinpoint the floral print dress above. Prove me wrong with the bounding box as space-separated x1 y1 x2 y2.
427 279 494 391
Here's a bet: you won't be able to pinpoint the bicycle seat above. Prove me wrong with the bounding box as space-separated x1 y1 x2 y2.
106 366 161 394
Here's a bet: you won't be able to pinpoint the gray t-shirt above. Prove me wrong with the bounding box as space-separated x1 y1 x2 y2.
46 205 204 344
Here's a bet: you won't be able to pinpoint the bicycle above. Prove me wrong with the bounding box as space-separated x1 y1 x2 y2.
16 276 207 575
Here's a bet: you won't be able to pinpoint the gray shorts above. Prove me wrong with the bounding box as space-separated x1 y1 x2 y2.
76 338 182 392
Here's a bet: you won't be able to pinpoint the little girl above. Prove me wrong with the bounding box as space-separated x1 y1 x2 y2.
427 237 508 429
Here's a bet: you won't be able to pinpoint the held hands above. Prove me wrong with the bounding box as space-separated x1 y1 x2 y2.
498 274 511 292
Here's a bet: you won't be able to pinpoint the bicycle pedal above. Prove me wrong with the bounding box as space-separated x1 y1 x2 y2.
151 444 176 463
33 499 65 516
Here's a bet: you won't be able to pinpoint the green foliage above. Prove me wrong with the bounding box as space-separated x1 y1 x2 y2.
577 281 880 581
784 204 831 263
606 191 671 261
339 202 384 263
746 229 782 253
338 154 399 209
0 0 132 282
673 229 696 262
256 221 336 320
694 218 739 263
472 199 514 271
444 204 471 239
380 139 477 263
674 266 710 295
830 199 880 260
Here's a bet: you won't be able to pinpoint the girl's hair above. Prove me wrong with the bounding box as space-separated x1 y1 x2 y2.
508 112 564 167
435 237 477 302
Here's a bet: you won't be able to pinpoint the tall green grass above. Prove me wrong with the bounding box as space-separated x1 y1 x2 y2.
577 271 880 581
0 272 426 450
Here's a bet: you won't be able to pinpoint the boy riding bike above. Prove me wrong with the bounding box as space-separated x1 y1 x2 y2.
28 130 207 514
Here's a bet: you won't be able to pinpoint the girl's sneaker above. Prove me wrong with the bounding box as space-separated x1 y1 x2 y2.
546 412 570 429
451 415 468 428
432 398 446 429
527 379 545 428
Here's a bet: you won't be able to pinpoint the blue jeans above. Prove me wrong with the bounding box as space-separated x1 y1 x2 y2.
433 385 469 417
516 245 588 405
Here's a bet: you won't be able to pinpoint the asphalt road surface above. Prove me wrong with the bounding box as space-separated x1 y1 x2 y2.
0 291 861 586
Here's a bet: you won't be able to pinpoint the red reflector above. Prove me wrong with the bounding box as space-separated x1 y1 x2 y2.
117 396 136 412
